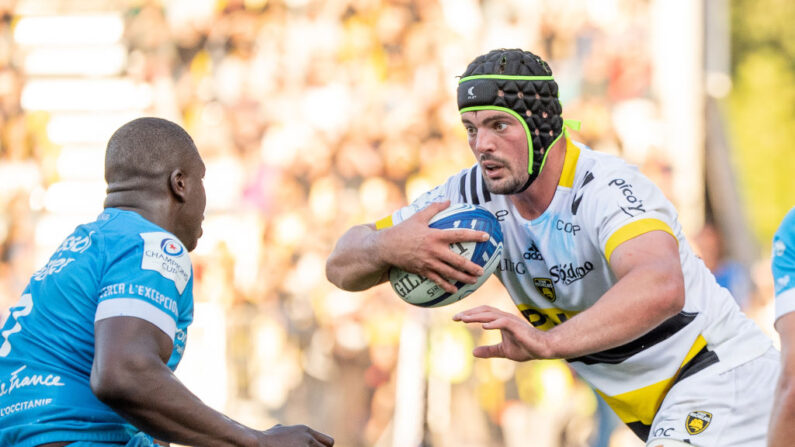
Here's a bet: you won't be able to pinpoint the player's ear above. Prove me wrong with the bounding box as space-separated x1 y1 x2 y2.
169 168 187 203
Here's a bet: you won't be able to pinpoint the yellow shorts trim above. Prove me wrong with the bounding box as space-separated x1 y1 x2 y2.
597 335 708 426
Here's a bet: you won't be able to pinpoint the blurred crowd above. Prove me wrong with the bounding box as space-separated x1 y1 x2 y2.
0 0 779 446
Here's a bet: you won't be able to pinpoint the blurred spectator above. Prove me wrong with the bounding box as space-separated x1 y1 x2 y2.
695 222 755 310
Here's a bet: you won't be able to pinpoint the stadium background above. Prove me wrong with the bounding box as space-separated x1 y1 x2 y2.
0 0 792 445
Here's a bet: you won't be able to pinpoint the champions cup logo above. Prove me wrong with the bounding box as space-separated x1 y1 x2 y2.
140 232 192 294
160 238 184 256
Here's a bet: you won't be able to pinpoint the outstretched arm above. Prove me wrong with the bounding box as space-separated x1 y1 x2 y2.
91 317 334 447
770 313 795 446
454 230 684 361
325 201 489 294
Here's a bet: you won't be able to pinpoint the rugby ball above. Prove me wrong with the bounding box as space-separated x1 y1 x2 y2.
388 203 503 307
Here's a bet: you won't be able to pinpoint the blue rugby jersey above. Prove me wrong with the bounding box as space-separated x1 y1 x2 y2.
0 208 194 447
773 207 795 320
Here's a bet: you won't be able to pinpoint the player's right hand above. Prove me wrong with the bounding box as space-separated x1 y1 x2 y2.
379 200 490 293
258 424 334 446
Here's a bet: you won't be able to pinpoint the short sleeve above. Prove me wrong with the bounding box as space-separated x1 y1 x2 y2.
773 208 795 321
95 231 194 341
580 164 679 263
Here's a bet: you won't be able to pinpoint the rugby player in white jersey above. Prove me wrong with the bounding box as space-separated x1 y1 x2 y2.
326 49 778 446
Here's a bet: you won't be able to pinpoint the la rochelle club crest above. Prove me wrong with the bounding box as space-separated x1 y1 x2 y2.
685 411 712 435
533 277 556 302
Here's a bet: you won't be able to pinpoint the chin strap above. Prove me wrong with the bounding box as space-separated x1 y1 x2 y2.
513 119 582 194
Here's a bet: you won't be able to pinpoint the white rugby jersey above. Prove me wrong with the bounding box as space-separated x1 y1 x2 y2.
377 139 771 438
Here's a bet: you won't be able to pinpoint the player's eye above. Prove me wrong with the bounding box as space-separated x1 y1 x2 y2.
495 122 508 131
465 126 477 136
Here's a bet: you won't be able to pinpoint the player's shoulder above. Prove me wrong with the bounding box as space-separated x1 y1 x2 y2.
776 207 795 236
97 208 188 255
454 163 497 206
99 208 164 237
569 141 642 187
99 208 193 294
563 141 633 208
408 164 494 205
773 207 795 259
569 142 664 204
566 141 675 228
393 165 501 226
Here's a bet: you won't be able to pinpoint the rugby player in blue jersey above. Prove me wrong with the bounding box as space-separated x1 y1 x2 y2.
0 118 334 447
769 207 795 446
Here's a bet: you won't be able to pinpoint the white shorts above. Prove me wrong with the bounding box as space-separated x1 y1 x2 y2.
646 346 780 446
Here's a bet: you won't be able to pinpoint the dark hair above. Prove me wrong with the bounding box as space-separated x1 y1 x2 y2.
105 117 197 184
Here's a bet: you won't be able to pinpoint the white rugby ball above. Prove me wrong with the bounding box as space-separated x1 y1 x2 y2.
388 203 503 307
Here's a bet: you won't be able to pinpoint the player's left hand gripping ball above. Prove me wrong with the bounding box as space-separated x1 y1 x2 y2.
389 203 503 307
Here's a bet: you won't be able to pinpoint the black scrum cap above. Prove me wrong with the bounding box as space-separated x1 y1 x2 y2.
458 49 566 189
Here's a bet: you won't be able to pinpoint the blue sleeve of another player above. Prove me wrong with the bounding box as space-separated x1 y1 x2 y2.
95 231 194 341
773 208 795 320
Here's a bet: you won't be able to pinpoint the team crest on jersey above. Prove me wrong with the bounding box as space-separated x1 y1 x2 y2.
533 277 556 302
685 411 712 435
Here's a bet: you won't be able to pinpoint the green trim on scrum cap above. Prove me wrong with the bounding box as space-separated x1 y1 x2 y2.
459 108 581 178
563 119 581 136
459 74 555 83
543 119 581 168
460 105 537 175
458 75 570 180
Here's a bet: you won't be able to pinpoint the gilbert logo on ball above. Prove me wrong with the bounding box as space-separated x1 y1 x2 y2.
389 203 503 307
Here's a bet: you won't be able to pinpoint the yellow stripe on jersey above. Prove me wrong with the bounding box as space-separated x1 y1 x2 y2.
596 335 708 426
375 215 394 230
516 304 581 331
604 218 677 263
558 139 581 188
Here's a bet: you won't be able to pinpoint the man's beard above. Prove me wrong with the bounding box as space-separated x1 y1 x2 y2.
480 156 529 195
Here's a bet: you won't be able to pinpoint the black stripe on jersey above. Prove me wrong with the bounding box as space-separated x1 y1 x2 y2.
571 171 594 215
459 173 468 202
581 170 595 187
567 311 698 365
480 168 491 202
672 345 719 386
458 166 492 205
622 345 718 441
469 166 480 205
626 422 650 441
